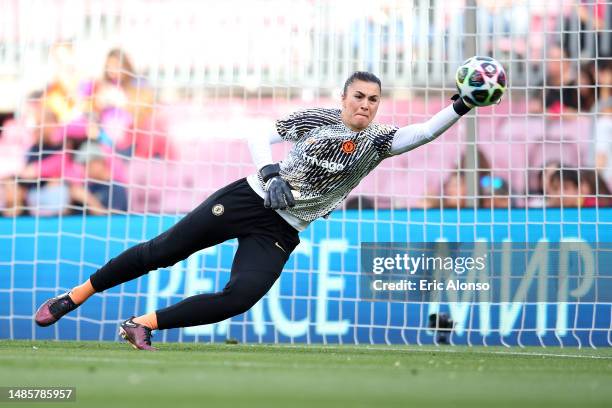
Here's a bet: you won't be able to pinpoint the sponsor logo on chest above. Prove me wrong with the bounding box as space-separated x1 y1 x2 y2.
302 152 345 172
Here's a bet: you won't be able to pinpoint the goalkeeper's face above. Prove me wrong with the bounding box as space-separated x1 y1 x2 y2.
341 80 381 131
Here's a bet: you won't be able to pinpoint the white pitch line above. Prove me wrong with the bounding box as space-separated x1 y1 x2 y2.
488 350 612 360
269 344 612 360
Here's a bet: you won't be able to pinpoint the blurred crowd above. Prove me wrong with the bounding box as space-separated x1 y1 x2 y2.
0 0 611 216
413 151 612 211
0 43 176 217
1 41 611 216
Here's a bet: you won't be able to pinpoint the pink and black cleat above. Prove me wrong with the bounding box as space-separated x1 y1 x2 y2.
119 317 157 351
34 292 79 327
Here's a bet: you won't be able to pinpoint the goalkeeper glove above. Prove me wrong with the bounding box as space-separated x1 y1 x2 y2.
260 163 296 210
451 94 474 116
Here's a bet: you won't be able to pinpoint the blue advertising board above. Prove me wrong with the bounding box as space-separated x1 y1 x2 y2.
1 208 611 346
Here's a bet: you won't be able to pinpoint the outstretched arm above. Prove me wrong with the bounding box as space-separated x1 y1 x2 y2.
389 98 472 156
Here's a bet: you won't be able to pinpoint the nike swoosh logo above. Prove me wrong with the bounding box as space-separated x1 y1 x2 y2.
123 320 138 328
274 242 286 253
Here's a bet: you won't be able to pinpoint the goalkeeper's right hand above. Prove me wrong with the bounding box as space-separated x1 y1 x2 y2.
260 163 296 210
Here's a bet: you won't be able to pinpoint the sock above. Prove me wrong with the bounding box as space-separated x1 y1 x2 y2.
69 279 96 305
133 312 158 330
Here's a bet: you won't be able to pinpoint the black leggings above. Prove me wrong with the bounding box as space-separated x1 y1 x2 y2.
89 178 300 330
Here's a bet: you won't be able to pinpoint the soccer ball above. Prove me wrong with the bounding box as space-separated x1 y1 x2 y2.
455 56 507 107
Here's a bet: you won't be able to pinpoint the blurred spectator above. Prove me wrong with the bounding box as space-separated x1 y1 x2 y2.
529 160 562 207
579 169 612 207
3 93 58 216
82 48 140 151
0 112 14 134
39 42 97 145
2 95 68 216
547 168 612 208
344 195 375 210
529 46 594 114
0 112 26 180
547 168 581 207
460 147 492 181
0 113 27 214
419 171 468 209
441 171 468 209
96 49 149 116
593 59 612 183
419 148 493 209
73 141 128 212
479 175 512 209
1 94 105 217
84 48 175 160
579 62 597 112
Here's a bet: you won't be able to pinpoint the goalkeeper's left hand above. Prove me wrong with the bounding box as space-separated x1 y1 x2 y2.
260 163 296 210
451 94 474 116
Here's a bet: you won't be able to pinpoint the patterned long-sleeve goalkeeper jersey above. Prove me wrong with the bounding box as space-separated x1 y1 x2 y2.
247 108 398 231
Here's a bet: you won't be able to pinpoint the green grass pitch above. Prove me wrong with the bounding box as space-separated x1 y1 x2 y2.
0 340 610 408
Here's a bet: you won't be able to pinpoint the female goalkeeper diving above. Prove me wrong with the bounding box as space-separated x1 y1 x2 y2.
35 71 475 350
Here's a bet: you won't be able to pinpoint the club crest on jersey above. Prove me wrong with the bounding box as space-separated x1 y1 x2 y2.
341 140 356 154
212 204 224 216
